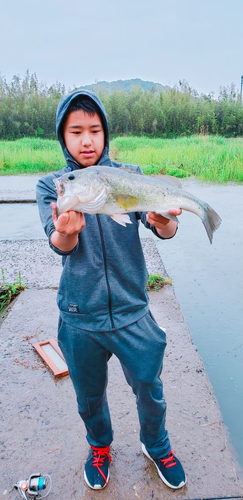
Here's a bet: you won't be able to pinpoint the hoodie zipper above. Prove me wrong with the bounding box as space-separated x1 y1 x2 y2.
96 215 116 331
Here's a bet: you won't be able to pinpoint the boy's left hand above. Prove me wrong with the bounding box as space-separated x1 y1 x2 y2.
146 208 182 239
146 208 182 229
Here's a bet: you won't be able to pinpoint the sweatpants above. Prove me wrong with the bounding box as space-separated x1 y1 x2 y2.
57 311 171 459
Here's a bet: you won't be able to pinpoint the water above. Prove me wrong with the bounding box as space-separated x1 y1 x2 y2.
153 179 243 468
0 203 44 240
1 179 243 468
0 174 44 239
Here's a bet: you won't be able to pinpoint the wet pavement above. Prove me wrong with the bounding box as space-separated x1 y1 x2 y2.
1 237 243 500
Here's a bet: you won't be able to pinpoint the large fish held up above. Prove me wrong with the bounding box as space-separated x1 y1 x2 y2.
53 166 221 243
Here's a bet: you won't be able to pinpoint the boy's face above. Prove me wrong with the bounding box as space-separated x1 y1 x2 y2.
63 110 105 167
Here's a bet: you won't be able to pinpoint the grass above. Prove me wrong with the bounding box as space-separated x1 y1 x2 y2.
146 273 172 291
0 137 65 174
0 270 26 314
110 135 243 183
0 135 242 182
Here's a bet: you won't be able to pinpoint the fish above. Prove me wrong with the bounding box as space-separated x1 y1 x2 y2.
53 166 221 243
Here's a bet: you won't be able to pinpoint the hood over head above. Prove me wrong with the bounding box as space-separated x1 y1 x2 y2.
56 89 111 170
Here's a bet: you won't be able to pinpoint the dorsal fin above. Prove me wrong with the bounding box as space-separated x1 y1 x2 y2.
119 166 142 175
159 175 182 189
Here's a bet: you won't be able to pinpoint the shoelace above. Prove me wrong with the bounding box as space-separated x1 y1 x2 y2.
91 445 112 485
161 450 177 468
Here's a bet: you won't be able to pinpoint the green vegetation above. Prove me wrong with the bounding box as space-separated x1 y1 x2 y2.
0 270 26 314
146 273 172 291
111 135 243 182
0 72 243 139
82 78 168 94
1 135 242 183
0 137 64 174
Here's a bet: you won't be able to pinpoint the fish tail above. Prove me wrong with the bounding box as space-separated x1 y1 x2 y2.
202 204 222 244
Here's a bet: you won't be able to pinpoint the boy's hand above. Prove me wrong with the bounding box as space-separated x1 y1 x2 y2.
51 202 85 235
146 208 182 238
50 202 85 252
146 209 182 228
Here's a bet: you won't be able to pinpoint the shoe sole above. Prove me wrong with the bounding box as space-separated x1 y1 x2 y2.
141 443 187 489
84 469 110 490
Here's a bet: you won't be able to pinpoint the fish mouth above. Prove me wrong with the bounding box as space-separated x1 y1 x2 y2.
53 177 65 197
54 177 82 213
57 195 80 215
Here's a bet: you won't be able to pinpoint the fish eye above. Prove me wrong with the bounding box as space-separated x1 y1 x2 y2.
68 173 75 180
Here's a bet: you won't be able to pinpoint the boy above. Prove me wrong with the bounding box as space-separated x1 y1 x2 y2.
36 89 186 491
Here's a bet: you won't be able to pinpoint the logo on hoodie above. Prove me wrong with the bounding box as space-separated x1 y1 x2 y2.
68 303 79 313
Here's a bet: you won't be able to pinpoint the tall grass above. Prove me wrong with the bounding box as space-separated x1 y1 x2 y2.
0 136 242 183
0 138 64 174
110 135 243 182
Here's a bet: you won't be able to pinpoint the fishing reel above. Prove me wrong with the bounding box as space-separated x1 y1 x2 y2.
14 473 52 499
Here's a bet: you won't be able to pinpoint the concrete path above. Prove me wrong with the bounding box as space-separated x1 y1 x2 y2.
0 175 40 202
0 237 242 500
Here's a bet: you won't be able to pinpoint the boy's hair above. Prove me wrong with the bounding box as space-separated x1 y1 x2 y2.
67 96 102 115
61 96 106 142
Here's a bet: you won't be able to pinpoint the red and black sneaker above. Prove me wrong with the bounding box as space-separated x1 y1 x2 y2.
142 444 186 489
84 445 112 490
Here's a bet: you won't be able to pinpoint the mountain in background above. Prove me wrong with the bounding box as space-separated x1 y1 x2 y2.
81 78 170 94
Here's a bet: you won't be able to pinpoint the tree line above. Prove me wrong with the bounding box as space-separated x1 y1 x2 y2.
0 71 242 139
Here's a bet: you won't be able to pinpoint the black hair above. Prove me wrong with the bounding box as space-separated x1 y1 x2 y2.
68 96 102 115
61 96 106 142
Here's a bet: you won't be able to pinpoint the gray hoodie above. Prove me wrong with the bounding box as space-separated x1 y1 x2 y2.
36 89 164 332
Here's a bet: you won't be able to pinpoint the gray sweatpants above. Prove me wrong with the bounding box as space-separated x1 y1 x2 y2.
58 311 171 459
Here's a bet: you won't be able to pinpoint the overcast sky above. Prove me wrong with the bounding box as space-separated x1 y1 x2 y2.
1 0 242 96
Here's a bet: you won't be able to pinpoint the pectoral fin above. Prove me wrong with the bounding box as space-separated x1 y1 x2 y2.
110 213 133 227
115 194 139 210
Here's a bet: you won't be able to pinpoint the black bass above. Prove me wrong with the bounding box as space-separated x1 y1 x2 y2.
53 166 221 243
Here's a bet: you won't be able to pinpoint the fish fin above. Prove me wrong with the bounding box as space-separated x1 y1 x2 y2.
110 213 133 226
119 166 142 175
156 211 179 224
202 205 222 244
159 175 182 189
115 194 139 210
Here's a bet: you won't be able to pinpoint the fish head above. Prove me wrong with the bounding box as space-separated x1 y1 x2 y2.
53 168 108 214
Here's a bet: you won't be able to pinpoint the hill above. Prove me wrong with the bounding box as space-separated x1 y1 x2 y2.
81 78 169 94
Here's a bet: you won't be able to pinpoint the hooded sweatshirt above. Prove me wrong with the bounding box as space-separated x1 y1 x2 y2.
36 89 164 332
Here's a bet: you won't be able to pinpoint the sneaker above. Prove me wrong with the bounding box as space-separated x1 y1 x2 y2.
84 445 112 490
141 443 186 489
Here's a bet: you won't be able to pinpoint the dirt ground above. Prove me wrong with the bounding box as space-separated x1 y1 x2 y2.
0 238 242 500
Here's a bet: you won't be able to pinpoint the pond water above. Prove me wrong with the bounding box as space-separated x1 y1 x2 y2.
0 203 44 239
152 179 243 469
0 179 243 469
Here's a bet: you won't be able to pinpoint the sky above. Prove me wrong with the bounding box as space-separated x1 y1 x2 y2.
1 0 242 96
